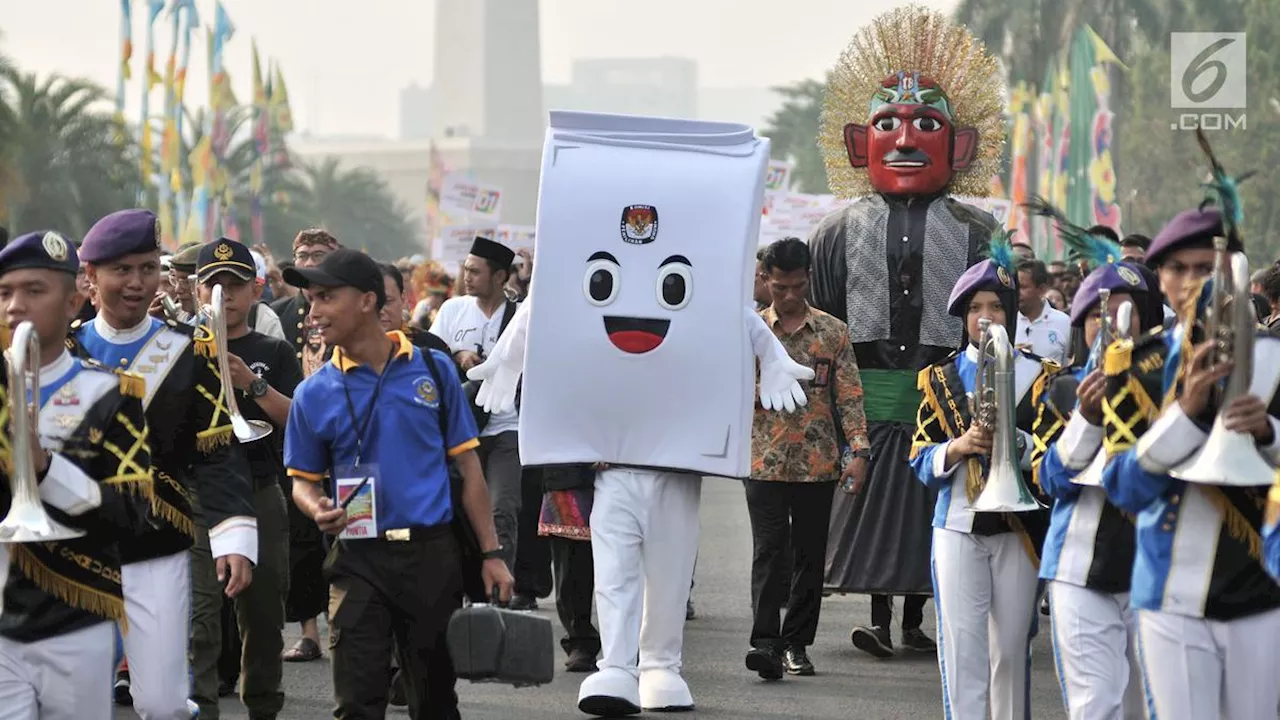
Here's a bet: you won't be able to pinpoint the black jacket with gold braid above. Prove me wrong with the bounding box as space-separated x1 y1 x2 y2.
70 316 255 564
0 353 154 643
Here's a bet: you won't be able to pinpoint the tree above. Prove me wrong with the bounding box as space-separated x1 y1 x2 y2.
761 79 829 194
0 70 141 237
287 158 417 261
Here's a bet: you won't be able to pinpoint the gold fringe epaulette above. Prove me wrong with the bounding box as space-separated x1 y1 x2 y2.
196 424 233 453
1266 481 1280 529
10 546 126 627
1205 487 1262 562
193 324 217 359
151 495 195 538
103 472 154 502
116 370 145 399
1105 338 1133 376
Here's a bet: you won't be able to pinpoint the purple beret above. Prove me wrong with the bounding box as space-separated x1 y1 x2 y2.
1145 207 1234 266
947 259 1017 317
1069 262 1147 327
0 230 79 277
79 209 162 264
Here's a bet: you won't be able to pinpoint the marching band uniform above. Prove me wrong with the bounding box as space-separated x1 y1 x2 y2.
1036 259 1154 720
909 250 1054 720
73 210 256 719
0 231 154 719
810 9 1006 653
1103 208 1280 720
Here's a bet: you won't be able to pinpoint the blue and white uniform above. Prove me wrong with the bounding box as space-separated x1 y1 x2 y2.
1103 323 1280 720
910 343 1047 720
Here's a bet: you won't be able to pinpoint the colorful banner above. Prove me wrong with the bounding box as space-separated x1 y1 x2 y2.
1006 82 1033 243
432 224 498 272
438 172 504 223
116 0 133 141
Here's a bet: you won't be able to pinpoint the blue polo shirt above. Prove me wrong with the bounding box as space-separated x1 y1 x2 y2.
285 331 479 530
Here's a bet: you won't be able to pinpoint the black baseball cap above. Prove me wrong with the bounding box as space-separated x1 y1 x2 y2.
283 248 386 307
196 238 255 282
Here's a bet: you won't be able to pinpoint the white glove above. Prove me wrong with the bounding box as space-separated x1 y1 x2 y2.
759 355 814 413
466 357 521 416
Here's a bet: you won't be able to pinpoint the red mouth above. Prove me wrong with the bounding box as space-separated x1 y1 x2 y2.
604 316 670 354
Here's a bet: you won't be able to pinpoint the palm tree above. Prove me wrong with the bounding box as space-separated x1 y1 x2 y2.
760 79 828 194
1 70 141 237
287 158 417 261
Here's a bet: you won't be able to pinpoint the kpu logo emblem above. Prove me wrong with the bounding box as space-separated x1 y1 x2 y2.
1170 33 1247 131
620 205 658 245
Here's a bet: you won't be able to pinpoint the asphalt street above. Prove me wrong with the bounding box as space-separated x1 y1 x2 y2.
121 478 1066 719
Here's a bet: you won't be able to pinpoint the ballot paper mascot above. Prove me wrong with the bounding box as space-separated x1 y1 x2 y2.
907 235 1055 720
467 111 814 716
0 230 153 719
1102 198 1280 719
807 6 1007 652
1030 223 1161 719
72 209 257 719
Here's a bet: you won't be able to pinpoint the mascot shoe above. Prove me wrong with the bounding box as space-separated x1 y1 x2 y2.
578 667 641 717
639 668 694 712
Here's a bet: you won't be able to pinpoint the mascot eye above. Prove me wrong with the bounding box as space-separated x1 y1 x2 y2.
913 117 943 132
656 265 693 311
583 259 621 306
873 116 901 132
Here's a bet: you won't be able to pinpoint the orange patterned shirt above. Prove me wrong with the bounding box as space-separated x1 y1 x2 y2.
751 305 870 482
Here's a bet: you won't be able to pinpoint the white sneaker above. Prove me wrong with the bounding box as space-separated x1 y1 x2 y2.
187 699 200 718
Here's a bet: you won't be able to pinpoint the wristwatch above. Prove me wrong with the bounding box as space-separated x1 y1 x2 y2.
852 449 872 460
480 546 504 561
249 377 269 398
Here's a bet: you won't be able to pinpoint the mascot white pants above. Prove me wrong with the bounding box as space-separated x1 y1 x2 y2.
582 469 701 714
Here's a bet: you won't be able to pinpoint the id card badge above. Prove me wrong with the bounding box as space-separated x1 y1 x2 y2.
335 464 379 540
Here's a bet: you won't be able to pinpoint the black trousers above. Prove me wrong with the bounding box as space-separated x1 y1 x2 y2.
326 529 463 720
870 594 927 631
550 537 599 655
513 467 552 598
745 479 836 650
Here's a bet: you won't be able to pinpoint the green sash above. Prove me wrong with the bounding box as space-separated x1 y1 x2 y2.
860 369 921 424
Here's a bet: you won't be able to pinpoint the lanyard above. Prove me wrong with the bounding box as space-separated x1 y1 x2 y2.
340 344 397 466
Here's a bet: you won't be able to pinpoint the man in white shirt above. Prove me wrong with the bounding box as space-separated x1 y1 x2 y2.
1014 258 1071 365
431 236 523 569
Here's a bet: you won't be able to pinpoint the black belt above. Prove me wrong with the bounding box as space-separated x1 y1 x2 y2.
378 524 450 542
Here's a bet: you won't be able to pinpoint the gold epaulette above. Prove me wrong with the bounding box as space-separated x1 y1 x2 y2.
1105 338 1133 376
116 370 145 399
192 323 216 359
1266 478 1280 529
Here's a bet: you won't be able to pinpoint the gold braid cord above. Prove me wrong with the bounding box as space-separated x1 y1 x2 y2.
819 4 1006 198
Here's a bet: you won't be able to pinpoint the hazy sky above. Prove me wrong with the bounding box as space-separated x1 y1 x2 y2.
0 0 959 138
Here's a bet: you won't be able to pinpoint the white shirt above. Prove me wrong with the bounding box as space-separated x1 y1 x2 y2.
430 295 520 436
252 302 286 341
1015 299 1071 365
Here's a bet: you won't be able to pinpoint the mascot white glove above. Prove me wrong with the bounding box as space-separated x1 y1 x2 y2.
466 301 530 415
747 308 814 413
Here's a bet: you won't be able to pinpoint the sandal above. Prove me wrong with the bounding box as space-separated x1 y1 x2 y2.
282 637 322 662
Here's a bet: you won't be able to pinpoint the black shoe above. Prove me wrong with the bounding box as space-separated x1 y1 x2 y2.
783 646 815 676
113 670 133 706
218 677 238 697
564 647 598 673
388 667 407 707
686 597 696 620
851 625 894 659
901 628 937 653
1041 595 1051 616
744 647 784 680
509 593 538 611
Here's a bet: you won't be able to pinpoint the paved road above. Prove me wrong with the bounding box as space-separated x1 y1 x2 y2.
121 479 1066 719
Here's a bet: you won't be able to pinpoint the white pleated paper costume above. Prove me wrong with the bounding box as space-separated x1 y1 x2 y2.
470 111 811 478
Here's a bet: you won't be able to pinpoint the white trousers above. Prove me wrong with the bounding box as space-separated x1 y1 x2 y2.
1136 607 1280 720
1048 582 1144 720
931 527 1040 720
121 551 192 720
591 469 701 678
0 621 115 720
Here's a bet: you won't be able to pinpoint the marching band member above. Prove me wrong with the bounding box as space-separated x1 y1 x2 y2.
1035 250 1156 720
1103 205 1280 720
0 230 153 718
73 210 257 719
908 235 1054 720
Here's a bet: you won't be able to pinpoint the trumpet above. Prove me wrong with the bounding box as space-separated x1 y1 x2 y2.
968 319 1044 512
1170 239 1280 486
0 322 85 542
208 285 273 444
1073 299 1135 487
1089 289 1114 370
160 295 191 324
